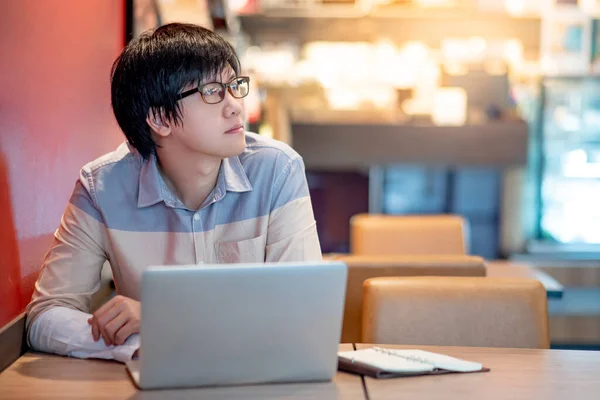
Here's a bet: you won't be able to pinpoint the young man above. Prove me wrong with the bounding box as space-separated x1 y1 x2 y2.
26 23 321 363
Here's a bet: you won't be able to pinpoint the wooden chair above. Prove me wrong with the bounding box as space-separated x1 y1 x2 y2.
327 254 486 343
350 214 468 256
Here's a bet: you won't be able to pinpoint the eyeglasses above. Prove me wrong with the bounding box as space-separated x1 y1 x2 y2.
176 76 250 104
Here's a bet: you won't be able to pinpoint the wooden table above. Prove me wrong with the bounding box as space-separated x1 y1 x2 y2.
0 344 365 400
4 345 600 400
356 343 600 400
486 261 564 299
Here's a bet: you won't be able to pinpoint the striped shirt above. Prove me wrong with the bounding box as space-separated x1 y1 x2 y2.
26 132 321 361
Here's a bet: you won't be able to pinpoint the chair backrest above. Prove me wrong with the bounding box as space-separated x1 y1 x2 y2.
328 254 486 343
362 277 550 349
350 214 468 256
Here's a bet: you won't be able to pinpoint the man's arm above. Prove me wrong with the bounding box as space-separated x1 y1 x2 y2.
265 156 322 262
26 177 139 362
29 307 139 363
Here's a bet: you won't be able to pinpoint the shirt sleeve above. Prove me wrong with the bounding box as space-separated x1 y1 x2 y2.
26 174 138 362
28 306 140 363
265 156 322 262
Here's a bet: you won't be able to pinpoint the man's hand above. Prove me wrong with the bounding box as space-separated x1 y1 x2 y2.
87 295 141 346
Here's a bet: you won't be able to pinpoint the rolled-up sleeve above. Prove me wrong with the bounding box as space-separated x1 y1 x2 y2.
265 156 322 262
26 174 108 333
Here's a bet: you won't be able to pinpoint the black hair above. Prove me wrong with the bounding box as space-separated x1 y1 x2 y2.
111 23 241 159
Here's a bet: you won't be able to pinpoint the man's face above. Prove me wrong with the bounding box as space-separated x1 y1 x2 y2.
166 66 247 159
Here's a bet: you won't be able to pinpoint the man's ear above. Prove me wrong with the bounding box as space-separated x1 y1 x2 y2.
146 109 171 138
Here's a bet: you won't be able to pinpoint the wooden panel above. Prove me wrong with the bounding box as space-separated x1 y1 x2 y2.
0 313 26 373
357 343 600 399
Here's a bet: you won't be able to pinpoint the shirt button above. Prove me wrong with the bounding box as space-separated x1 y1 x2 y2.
193 214 200 221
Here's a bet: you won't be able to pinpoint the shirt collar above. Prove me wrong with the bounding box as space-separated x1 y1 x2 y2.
220 155 253 193
137 154 165 208
137 154 252 209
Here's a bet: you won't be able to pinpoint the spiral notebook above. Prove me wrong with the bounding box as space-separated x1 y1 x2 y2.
338 347 490 379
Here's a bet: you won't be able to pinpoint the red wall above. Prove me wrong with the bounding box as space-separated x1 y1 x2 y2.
0 0 126 328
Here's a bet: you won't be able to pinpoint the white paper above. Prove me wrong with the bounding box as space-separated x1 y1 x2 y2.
338 347 482 373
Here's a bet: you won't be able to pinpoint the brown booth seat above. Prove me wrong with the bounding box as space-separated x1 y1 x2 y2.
350 214 468 256
362 276 550 349
326 254 487 343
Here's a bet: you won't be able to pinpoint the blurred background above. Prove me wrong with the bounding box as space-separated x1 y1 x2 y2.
128 0 600 256
2 0 600 350
128 0 600 350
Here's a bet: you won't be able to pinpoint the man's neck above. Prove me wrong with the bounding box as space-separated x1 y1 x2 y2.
156 147 222 211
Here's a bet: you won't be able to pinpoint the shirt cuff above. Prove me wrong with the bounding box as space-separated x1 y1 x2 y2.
68 333 140 363
30 306 141 364
112 334 140 363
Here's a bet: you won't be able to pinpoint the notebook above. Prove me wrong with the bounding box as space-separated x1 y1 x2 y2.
338 347 490 379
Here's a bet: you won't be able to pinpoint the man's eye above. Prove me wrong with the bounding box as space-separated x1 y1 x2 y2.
203 87 219 95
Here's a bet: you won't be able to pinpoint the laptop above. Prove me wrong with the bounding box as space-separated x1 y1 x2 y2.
126 261 348 390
